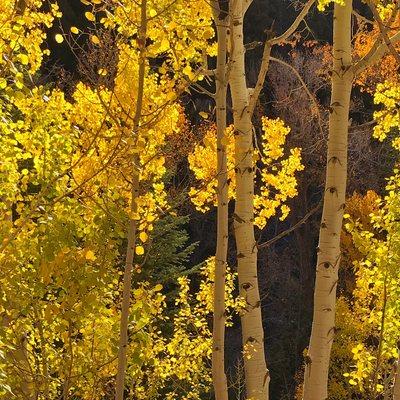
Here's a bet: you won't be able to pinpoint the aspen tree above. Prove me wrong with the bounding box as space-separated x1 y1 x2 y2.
229 1 269 398
115 1 147 398
304 1 400 398
210 1 230 399
190 2 313 398
302 1 353 398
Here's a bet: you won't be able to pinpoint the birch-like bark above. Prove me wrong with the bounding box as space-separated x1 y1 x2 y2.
302 1 353 399
229 1 269 398
211 2 229 400
115 1 147 399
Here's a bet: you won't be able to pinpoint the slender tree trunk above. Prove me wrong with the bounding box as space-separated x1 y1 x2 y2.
211 3 229 400
229 1 269 399
115 1 147 399
115 172 139 400
302 1 353 399
2 201 34 399
393 347 400 400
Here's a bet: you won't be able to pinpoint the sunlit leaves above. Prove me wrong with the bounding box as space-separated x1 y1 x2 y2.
135 245 145 255
85 249 97 261
0 0 59 74
55 33 64 43
100 0 215 82
188 118 303 227
340 170 400 394
85 11 96 22
373 81 400 150
0 1 231 399
90 34 100 44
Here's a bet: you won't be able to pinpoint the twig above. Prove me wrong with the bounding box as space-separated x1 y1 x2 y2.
257 202 322 249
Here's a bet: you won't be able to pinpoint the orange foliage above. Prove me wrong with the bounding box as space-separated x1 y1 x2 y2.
354 15 400 92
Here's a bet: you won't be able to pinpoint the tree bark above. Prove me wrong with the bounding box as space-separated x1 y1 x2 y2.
115 1 147 399
211 2 229 400
302 1 353 399
229 1 269 399
393 348 400 400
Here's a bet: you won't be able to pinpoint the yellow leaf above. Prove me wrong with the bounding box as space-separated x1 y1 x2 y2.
85 250 97 261
85 11 96 21
70 26 79 34
166 92 176 101
98 68 107 76
55 34 64 43
0 78 6 89
154 284 163 292
139 232 148 242
91 35 100 44
147 215 156 222
135 246 144 255
15 80 23 89
160 38 169 51
183 64 194 79
149 9 157 17
18 54 29 65
202 28 214 40
199 111 208 119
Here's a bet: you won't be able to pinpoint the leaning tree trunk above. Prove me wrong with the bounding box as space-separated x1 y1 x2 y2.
303 1 353 399
115 1 147 399
229 1 269 399
211 2 229 400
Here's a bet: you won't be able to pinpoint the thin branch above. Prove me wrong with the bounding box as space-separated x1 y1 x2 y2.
352 9 374 25
269 56 324 139
248 0 315 116
353 30 400 75
348 120 376 133
257 202 322 249
248 42 272 116
367 0 400 65
270 0 316 45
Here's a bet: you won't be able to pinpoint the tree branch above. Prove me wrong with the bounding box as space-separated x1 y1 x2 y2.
257 202 321 249
270 0 315 45
367 0 400 66
269 56 324 138
248 0 315 116
353 29 400 75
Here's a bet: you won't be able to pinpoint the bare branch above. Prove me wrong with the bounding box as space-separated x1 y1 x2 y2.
248 0 315 116
269 56 324 139
257 202 322 249
270 0 316 46
248 42 272 116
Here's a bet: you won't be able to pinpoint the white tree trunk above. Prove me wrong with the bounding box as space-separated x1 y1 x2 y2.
230 1 269 398
211 2 229 399
303 1 353 399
